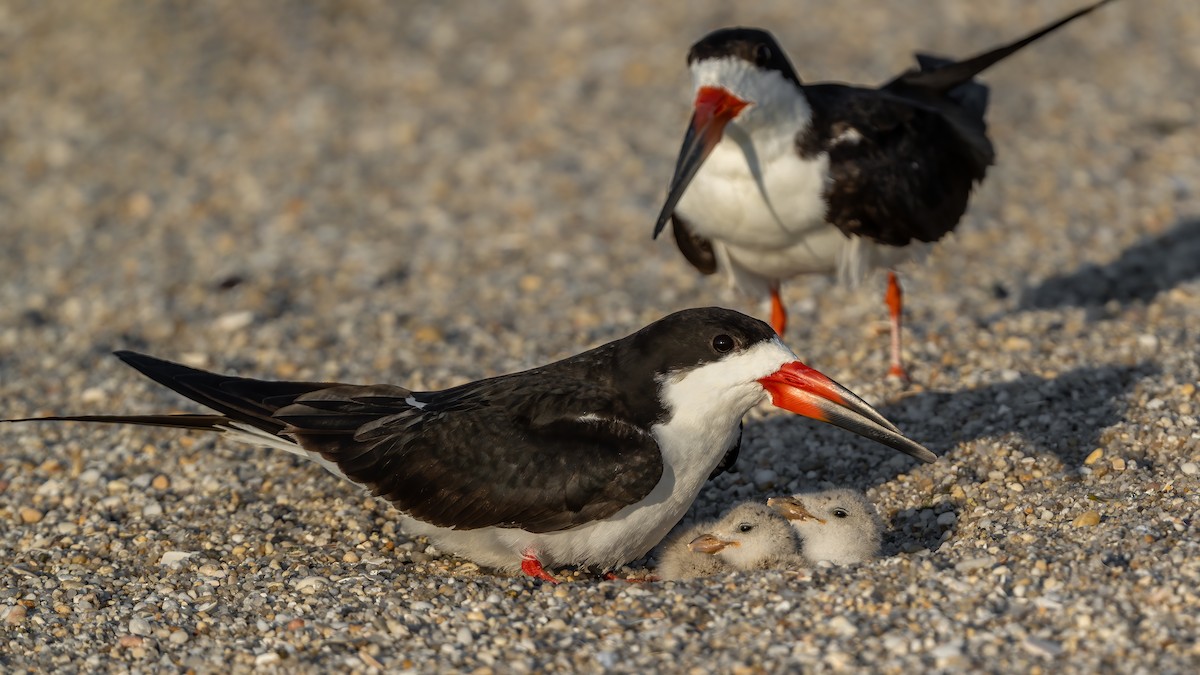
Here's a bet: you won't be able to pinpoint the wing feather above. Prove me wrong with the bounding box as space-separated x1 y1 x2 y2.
15 352 665 535
277 382 664 533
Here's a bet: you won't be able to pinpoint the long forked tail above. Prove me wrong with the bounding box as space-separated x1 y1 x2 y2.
3 351 337 436
3 412 230 430
886 0 1115 93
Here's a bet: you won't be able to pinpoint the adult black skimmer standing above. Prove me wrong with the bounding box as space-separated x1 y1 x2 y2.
658 501 799 580
652 1 1115 379
4 308 933 582
768 488 884 565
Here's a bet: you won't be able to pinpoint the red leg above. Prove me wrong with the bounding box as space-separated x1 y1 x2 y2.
520 550 560 584
885 271 910 381
769 284 787 336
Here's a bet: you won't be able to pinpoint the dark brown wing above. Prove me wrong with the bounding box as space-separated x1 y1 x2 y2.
112 350 340 435
671 213 718 275
799 84 993 246
9 351 665 535
275 380 664 534
810 0 1116 246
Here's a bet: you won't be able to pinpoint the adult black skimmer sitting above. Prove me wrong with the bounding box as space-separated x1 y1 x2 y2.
4 307 932 582
768 488 883 565
652 1 1115 379
658 502 799 580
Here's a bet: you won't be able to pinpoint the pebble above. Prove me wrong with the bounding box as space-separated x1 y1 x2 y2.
954 556 996 573
159 551 196 566
18 507 43 524
1022 637 1064 659
1002 336 1032 352
1072 511 1102 527
1084 449 1104 465
752 469 777 489
4 605 27 625
214 310 255 333
930 641 964 664
128 618 152 636
360 650 385 670
827 616 858 637
294 576 329 593
1181 462 1198 476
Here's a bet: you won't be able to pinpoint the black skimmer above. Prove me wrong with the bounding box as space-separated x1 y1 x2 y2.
652 1 1115 379
768 489 883 565
4 307 932 582
658 502 799 580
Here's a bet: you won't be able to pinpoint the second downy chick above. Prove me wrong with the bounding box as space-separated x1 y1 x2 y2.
767 488 883 565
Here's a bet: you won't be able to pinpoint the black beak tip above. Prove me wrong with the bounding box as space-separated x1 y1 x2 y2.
907 443 938 464
651 212 670 240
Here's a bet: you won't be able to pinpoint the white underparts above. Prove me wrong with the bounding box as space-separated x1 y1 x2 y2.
679 57 926 291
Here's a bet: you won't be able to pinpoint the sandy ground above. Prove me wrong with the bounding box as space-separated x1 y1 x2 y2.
1 1 1198 672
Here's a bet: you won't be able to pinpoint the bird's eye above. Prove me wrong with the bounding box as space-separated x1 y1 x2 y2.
754 44 772 65
738 523 753 532
833 509 849 518
712 334 735 353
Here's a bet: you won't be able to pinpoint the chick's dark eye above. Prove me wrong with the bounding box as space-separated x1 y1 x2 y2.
833 509 849 518
738 523 753 533
712 334 735 353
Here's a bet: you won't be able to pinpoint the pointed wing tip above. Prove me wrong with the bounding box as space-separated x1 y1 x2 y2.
111 350 180 381
113 350 151 365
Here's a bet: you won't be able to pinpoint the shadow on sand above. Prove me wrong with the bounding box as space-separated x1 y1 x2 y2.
749 361 1157 488
1021 218 1200 310
744 362 1156 554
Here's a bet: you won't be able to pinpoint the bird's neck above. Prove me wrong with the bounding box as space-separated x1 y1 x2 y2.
804 532 872 565
727 87 813 165
690 58 814 163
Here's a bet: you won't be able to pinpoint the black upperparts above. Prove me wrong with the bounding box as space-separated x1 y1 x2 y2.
113 351 340 435
609 307 779 426
436 307 779 430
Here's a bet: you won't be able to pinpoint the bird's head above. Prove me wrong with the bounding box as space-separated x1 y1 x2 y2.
687 502 797 568
768 489 885 564
630 308 935 465
653 27 805 239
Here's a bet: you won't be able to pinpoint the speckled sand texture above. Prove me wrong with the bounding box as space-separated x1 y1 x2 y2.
2 1 1198 672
